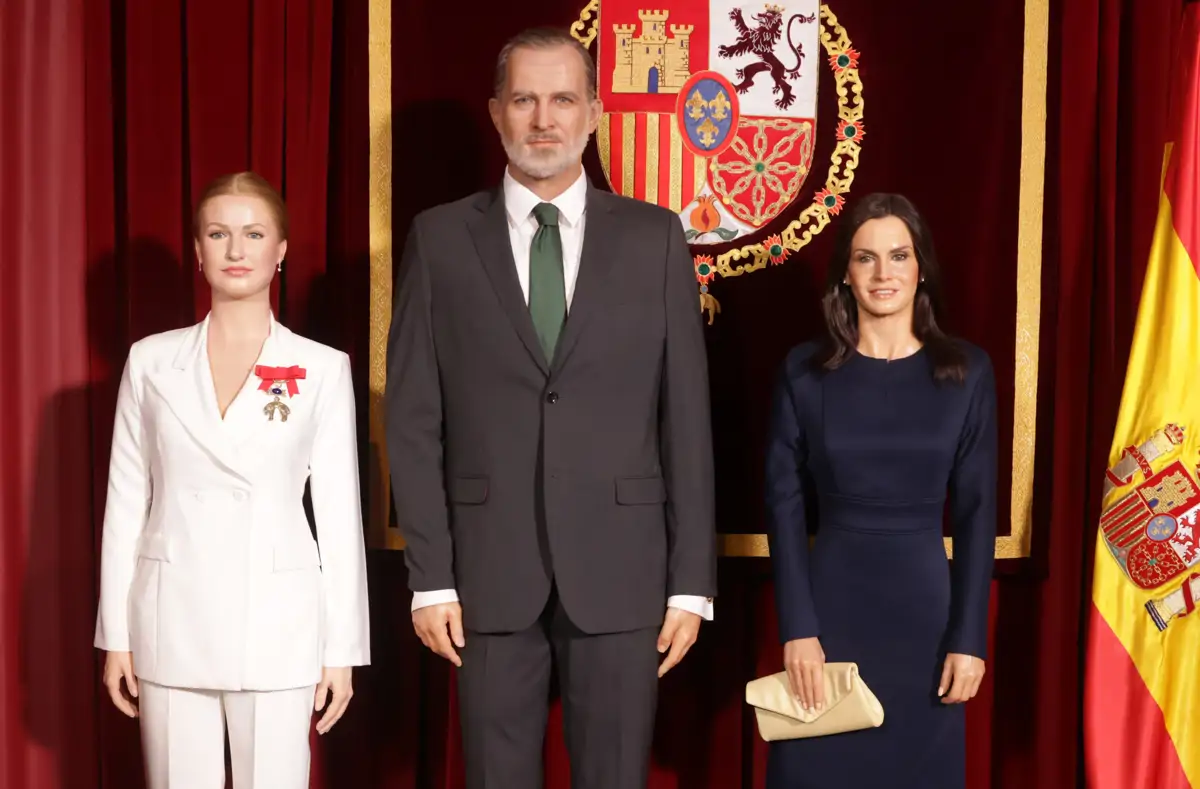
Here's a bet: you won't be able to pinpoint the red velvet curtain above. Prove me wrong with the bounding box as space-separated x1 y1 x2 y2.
0 0 1186 787
1 0 377 787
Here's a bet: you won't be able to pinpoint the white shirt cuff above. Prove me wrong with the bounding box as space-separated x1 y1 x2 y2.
411 589 460 612
667 594 714 621
413 590 713 620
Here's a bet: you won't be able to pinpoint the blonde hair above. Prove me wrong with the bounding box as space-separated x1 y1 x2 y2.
193 171 289 240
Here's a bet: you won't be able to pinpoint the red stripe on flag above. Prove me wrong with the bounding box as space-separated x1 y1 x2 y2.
634 114 647 201
659 115 673 209
609 115 624 196
1084 605 1191 789
1114 531 1143 549
1163 2 1200 275
1105 508 1145 535
1102 509 1139 531
682 147 696 207
1107 519 1143 542
1102 497 1143 527
1105 513 1143 538
1102 501 1145 535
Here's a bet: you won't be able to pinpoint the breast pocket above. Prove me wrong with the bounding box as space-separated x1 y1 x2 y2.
448 476 489 505
615 476 666 506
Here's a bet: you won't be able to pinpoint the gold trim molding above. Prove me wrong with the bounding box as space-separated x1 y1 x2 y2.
366 0 1047 559
368 0 405 550
999 0 1047 560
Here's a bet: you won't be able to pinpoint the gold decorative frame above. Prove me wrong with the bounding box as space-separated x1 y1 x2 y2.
368 0 405 549
367 0 1046 560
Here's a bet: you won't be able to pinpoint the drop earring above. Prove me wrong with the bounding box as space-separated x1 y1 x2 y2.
277 260 282 272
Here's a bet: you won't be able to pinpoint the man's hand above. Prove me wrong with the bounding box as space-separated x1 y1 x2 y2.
412 602 465 667
656 607 701 678
314 666 354 734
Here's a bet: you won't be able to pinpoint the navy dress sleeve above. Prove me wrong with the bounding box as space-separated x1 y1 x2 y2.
944 354 998 658
764 355 820 643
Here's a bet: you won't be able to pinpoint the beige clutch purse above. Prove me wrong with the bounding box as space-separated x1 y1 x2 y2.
745 662 884 741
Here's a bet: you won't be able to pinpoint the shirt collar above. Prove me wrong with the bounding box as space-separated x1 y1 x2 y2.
503 166 588 229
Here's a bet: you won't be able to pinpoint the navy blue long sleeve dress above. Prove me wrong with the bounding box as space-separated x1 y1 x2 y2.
763 341 997 789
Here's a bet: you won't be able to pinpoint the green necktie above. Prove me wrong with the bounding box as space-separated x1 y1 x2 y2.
528 202 566 362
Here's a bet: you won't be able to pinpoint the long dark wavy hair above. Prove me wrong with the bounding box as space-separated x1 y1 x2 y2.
813 193 968 383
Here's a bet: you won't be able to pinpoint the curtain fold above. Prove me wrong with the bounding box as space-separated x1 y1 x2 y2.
1 0 371 787
0 3 96 789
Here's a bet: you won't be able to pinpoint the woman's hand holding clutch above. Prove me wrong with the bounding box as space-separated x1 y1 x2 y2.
783 637 826 712
938 653 985 703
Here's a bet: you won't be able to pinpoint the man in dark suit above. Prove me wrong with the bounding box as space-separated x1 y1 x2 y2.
385 25 716 789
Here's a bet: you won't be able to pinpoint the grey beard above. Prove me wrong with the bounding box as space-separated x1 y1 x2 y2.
504 133 589 180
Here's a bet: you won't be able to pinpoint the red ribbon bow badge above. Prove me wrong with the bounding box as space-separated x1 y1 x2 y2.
255 365 307 397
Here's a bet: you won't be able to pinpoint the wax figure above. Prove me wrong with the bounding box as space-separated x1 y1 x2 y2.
386 27 717 789
95 172 371 789
764 193 996 788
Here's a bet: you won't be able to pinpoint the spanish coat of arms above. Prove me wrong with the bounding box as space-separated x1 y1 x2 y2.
1099 424 1200 632
572 0 864 320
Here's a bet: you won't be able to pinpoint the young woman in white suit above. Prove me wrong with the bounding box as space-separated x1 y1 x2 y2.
94 171 371 789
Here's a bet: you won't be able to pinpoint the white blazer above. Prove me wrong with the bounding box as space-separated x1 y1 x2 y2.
94 314 370 691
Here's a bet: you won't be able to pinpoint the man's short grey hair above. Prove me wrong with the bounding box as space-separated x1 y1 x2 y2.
493 27 598 100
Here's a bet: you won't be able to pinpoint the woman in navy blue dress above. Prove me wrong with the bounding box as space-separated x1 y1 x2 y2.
764 193 996 788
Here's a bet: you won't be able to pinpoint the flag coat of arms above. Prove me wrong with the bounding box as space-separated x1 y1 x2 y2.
1084 5 1200 787
595 0 820 245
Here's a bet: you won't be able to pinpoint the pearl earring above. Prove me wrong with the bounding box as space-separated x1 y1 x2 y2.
277 261 282 272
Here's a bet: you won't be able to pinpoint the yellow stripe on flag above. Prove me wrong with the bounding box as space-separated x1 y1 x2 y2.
1088 8 1200 783
1092 148 1200 784
645 114 659 205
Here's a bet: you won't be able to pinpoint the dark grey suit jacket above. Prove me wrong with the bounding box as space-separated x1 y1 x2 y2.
385 181 716 635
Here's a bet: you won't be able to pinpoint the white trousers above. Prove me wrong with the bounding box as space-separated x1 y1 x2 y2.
138 680 315 789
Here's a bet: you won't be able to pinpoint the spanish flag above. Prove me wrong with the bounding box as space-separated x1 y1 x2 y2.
1084 5 1200 787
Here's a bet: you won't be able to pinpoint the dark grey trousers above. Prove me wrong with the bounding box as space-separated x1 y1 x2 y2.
457 590 660 789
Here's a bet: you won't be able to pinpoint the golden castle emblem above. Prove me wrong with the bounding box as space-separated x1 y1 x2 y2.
611 10 694 94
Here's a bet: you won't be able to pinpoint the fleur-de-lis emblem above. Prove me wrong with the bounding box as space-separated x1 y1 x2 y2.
708 91 731 121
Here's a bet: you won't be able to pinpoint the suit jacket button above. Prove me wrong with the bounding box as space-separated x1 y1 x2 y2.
546 391 559 404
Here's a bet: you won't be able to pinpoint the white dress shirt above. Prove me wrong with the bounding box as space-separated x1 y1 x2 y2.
410 168 714 622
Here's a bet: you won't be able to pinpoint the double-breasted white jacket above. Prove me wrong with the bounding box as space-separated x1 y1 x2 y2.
94 314 371 691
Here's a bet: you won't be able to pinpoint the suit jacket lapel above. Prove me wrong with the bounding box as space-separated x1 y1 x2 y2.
146 318 249 481
552 187 619 371
225 316 290 459
468 189 551 375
